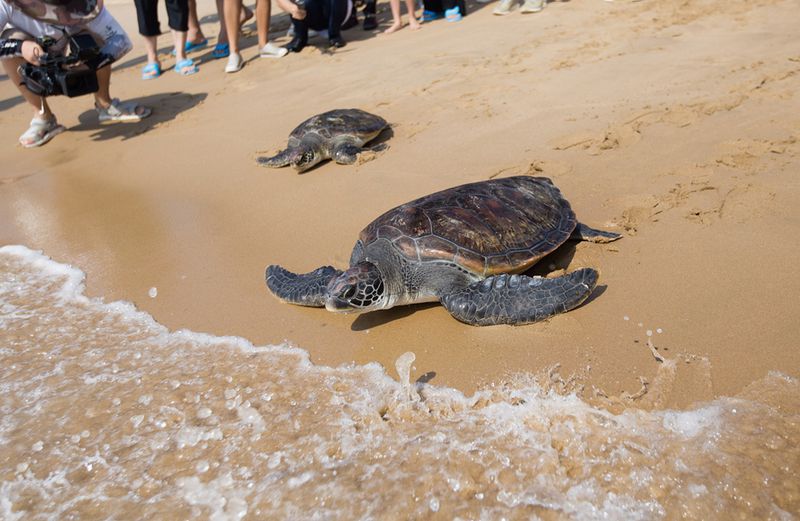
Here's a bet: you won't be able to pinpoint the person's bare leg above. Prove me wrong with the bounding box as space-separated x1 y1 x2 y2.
2 56 53 119
218 0 253 44
255 0 270 48
223 0 242 54
384 0 402 33
187 0 206 43
215 0 229 44
142 34 159 66
172 29 188 62
405 0 421 29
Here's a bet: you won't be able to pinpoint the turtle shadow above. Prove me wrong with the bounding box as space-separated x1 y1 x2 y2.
369 126 394 147
350 302 440 330
581 285 607 307
527 240 578 276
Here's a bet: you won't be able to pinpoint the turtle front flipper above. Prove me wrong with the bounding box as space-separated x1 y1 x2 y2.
256 149 295 168
440 268 598 326
332 142 362 165
266 265 342 307
571 223 622 243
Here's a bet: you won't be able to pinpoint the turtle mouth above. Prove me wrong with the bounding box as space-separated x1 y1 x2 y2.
325 298 362 314
291 150 319 172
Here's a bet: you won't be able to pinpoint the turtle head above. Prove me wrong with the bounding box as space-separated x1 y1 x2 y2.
325 261 386 313
290 144 322 172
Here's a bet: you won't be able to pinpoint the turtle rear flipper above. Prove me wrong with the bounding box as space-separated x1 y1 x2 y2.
266 265 342 307
257 149 295 168
440 268 598 326
571 223 622 243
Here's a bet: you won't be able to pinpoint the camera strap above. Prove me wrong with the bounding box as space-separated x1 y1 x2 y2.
0 39 24 58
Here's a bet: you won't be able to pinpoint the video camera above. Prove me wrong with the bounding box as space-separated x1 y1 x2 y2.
19 33 101 97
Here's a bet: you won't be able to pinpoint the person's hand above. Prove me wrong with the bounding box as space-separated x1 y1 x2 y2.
291 4 306 19
21 40 44 65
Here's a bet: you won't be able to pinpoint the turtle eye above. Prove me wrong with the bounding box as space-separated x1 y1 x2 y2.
342 285 356 300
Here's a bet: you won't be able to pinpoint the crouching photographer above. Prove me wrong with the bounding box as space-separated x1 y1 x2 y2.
1 0 151 147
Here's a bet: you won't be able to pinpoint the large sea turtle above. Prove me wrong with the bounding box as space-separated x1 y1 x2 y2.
256 109 388 172
266 176 621 326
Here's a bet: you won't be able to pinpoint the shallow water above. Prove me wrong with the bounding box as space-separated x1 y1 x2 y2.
1 245 798 520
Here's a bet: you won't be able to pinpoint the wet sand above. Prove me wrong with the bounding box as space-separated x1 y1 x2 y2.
2 0 800 410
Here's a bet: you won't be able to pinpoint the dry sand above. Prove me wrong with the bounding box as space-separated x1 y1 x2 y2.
1 0 799 408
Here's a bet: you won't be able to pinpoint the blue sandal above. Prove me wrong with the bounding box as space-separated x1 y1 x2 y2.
422 9 443 21
211 43 230 59
171 38 208 56
141 62 162 80
185 38 208 53
174 58 198 76
445 6 462 21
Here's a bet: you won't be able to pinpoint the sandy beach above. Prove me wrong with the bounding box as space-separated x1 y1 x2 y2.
3 0 798 403
1 0 799 517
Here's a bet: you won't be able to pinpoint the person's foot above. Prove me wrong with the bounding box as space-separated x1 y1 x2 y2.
329 36 346 48
141 61 162 80
408 18 422 30
211 42 230 59
493 0 515 14
259 42 289 58
384 21 401 33
95 98 151 123
444 5 462 21
224 52 244 73
184 37 208 53
421 9 442 22
519 0 544 12
363 14 378 30
19 115 64 148
175 58 199 75
241 5 254 24
285 35 307 53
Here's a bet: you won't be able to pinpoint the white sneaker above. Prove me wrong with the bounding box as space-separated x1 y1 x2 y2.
493 0 516 15
259 42 288 58
225 52 243 73
520 0 544 12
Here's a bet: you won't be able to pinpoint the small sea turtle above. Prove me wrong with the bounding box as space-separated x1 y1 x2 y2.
256 109 388 172
266 176 621 326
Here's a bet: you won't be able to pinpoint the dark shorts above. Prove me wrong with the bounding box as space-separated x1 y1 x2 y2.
133 0 190 36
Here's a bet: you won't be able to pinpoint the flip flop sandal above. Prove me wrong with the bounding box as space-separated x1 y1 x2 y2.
211 43 230 59
422 9 442 21
96 98 152 123
141 62 161 80
445 6 462 21
19 116 65 148
184 38 208 53
175 58 199 76
171 38 208 56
